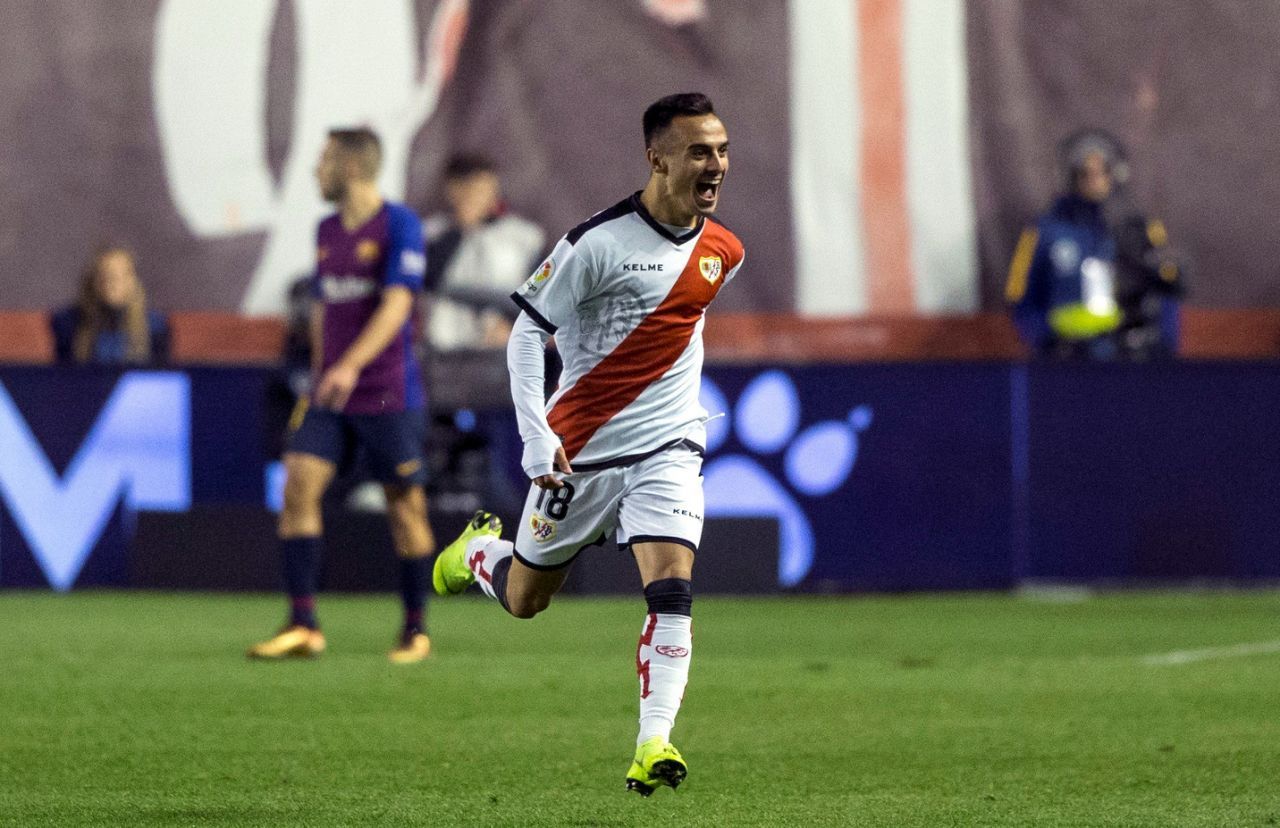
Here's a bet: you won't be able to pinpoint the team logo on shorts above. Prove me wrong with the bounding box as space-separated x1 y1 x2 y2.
356 239 381 262
529 514 557 543
656 645 689 658
699 255 723 284
522 260 554 295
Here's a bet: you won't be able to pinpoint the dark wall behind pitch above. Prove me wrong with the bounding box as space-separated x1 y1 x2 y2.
7 363 1280 593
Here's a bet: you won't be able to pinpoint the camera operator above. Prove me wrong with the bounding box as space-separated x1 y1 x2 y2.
1006 130 1184 360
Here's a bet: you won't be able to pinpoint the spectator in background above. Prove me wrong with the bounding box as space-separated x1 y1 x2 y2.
424 154 545 350
51 245 169 364
1005 130 1184 360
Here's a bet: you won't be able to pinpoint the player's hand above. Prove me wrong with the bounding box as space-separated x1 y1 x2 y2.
533 446 573 490
314 361 360 411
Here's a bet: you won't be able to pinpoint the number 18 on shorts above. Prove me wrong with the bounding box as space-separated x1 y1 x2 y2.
513 446 706 570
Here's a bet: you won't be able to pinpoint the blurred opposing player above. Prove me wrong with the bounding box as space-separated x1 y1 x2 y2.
432 93 744 793
248 127 435 663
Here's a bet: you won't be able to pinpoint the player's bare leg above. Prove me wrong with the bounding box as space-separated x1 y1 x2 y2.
248 452 335 658
278 451 336 537
437 517 569 618
626 541 694 795
501 557 570 618
384 484 436 662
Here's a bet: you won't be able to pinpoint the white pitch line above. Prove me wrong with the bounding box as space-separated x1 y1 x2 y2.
1142 640 1280 667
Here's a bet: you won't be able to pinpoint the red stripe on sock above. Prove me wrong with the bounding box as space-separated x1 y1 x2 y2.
467 549 492 584
636 612 658 699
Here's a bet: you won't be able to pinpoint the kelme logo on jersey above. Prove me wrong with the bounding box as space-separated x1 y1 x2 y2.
699 255 723 284
529 514 557 543
522 259 554 295
656 645 689 658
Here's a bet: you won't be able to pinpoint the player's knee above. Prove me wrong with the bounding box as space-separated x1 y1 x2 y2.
282 459 327 511
506 591 552 619
281 478 321 518
387 500 426 531
386 508 434 558
644 577 693 616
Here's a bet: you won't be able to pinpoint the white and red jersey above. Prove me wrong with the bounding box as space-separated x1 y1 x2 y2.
510 193 745 471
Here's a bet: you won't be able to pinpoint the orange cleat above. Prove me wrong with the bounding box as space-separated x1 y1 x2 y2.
246 625 327 659
388 630 431 664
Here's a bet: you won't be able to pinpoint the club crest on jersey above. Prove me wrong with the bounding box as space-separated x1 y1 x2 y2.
523 259 554 295
529 514 557 543
356 239 381 262
699 255 723 284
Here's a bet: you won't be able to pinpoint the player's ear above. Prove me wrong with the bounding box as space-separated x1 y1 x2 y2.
646 146 664 175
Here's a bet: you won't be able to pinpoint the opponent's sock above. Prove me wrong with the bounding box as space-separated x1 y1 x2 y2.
399 556 430 633
281 536 321 629
290 596 317 630
636 578 694 745
466 537 515 613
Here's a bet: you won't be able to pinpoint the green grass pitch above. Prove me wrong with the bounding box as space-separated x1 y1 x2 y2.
2 590 1280 826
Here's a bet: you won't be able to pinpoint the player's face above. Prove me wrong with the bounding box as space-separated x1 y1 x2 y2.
1076 152 1113 203
314 140 348 203
653 114 729 219
94 251 138 310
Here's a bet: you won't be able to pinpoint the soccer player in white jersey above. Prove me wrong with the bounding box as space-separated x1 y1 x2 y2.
432 92 744 795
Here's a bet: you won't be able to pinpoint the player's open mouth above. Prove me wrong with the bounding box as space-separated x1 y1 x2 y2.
694 178 721 207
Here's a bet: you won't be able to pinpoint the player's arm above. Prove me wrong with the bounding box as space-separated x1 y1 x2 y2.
309 300 324 380
507 236 595 488
508 312 571 489
315 206 426 410
314 287 415 409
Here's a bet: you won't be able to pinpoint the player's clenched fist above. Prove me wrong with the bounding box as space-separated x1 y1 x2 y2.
533 446 574 490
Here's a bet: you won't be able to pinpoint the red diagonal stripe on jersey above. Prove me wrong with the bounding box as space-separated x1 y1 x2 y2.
548 221 741 460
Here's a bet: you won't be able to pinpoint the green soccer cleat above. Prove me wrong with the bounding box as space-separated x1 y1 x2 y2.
432 510 503 596
624 736 687 796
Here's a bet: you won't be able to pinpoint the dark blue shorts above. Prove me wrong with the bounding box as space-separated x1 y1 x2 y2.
286 402 427 486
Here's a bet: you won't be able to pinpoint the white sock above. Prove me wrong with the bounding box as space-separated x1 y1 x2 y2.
466 536 513 603
635 613 693 745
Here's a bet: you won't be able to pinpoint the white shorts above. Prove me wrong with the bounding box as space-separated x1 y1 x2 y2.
513 443 705 570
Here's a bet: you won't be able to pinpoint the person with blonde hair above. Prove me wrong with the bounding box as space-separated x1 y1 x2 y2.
51 245 169 364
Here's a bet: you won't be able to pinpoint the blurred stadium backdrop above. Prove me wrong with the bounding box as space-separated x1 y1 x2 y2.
7 0 1280 319
5 3 1280 826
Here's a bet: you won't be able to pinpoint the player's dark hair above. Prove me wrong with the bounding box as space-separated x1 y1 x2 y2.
328 127 382 178
443 153 496 180
643 93 715 147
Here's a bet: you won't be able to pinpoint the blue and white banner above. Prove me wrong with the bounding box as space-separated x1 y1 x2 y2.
6 363 1277 592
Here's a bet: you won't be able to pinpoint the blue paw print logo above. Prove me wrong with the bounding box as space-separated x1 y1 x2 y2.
700 371 872 587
